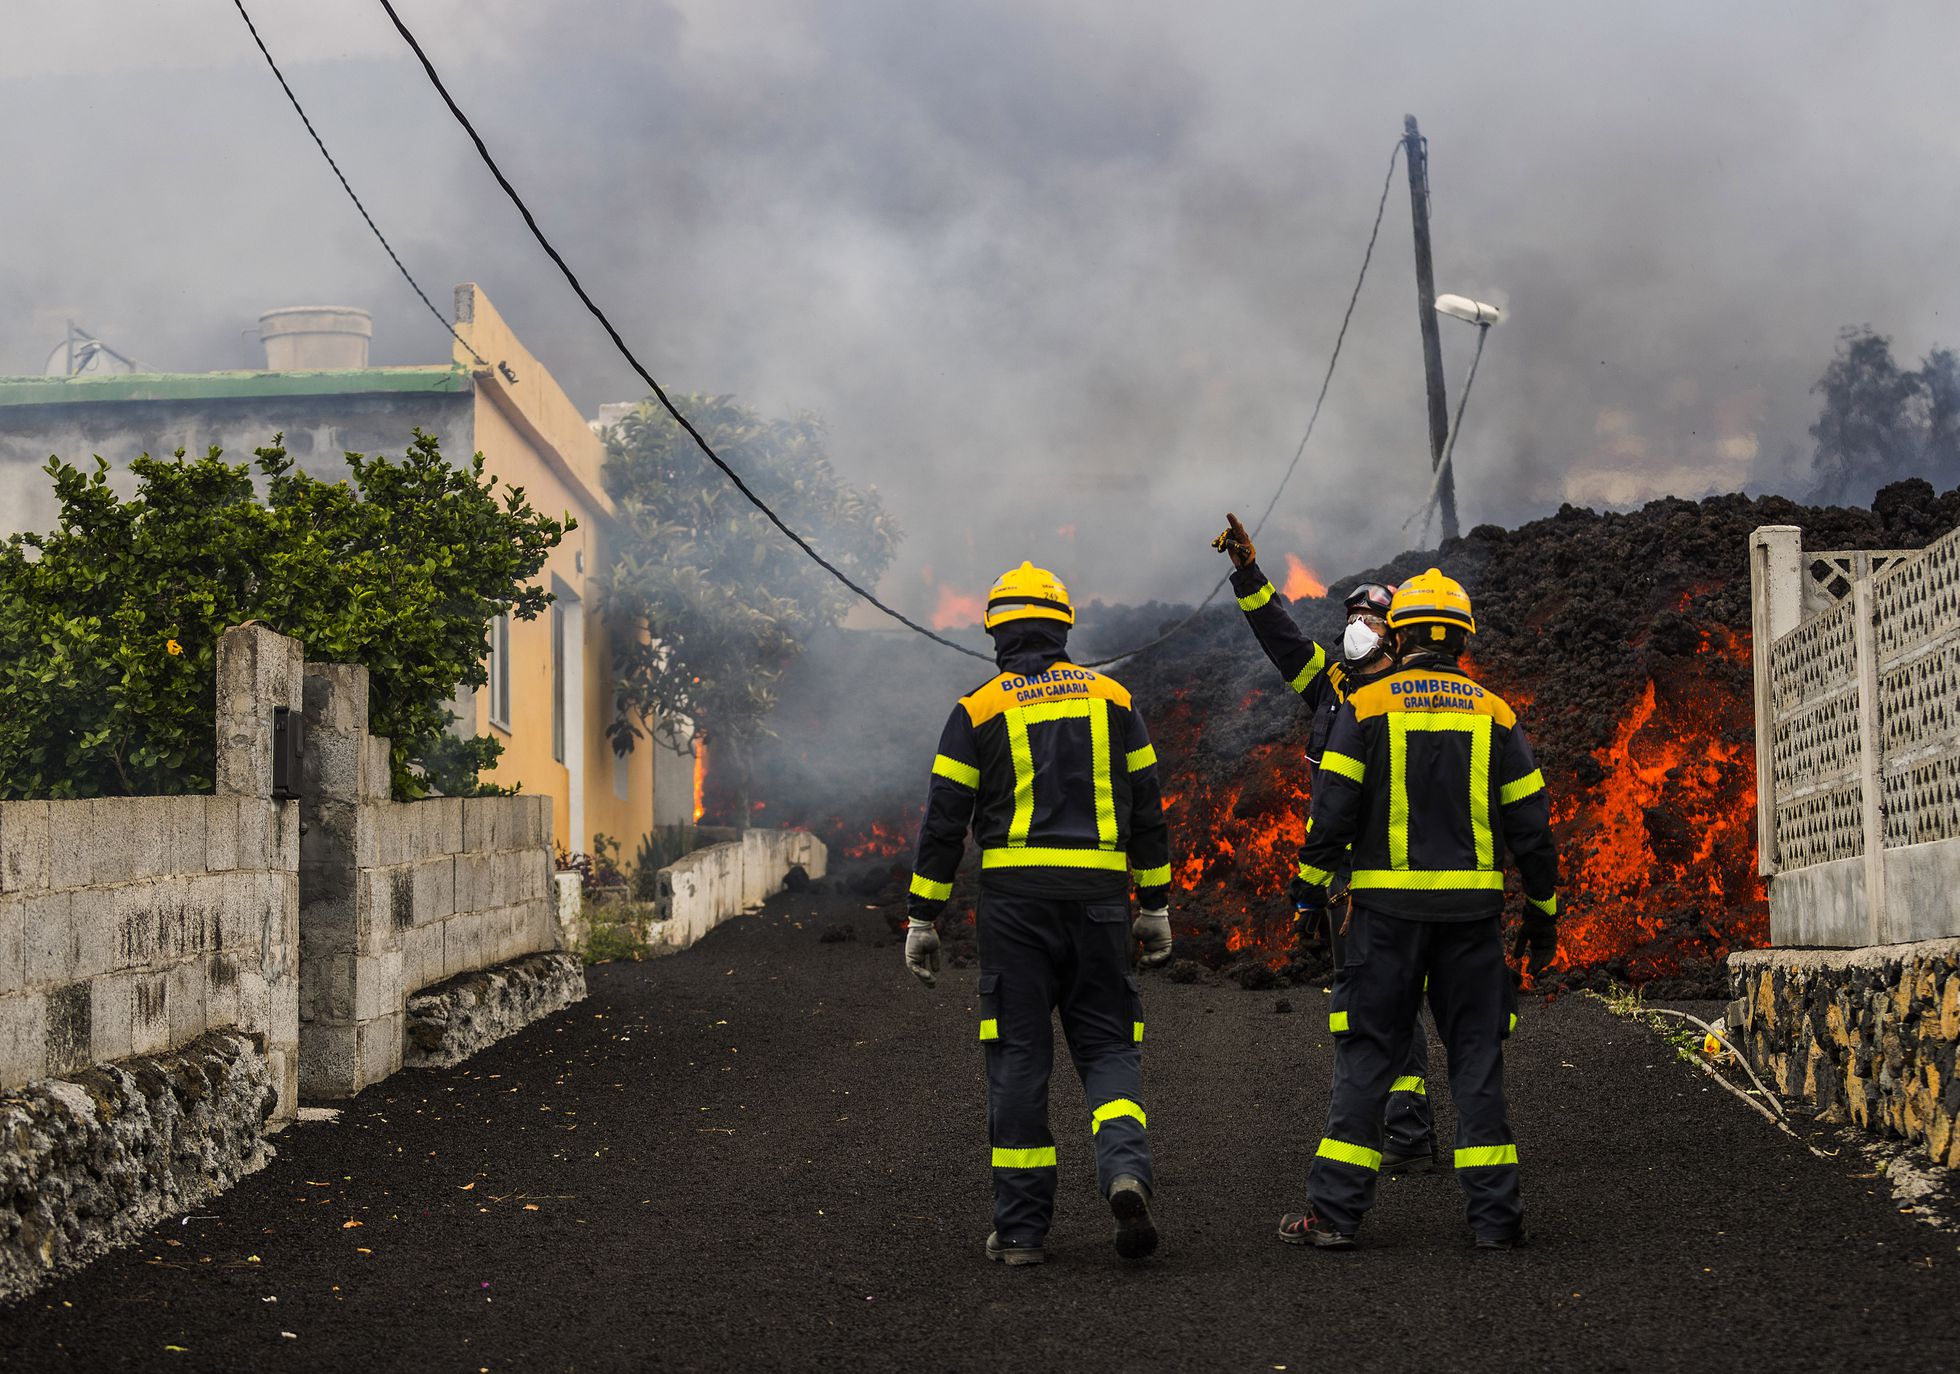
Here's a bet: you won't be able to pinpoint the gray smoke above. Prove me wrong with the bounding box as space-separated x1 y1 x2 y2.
7 0 1960 614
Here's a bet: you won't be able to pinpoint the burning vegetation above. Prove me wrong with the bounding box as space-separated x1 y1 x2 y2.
748 479 1960 995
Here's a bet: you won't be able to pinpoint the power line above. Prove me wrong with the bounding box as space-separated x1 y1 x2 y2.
1079 139 1404 668
252 0 1396 668
368 0 992 660
230 0 487 368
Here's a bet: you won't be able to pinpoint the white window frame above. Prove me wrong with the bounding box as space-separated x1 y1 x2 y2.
488 613 512 733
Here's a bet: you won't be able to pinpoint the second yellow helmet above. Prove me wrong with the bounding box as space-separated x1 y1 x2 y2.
1387 567 1475 635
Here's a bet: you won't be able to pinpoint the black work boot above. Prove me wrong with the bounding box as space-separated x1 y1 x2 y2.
1473 1227 1529 1252
985 1232 1046 1266
1107 1176 1158 1260
1277 1211 1357 1250
1381 1145 1436 1175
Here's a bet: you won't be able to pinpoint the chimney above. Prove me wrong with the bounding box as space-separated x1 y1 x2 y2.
258 306 372 370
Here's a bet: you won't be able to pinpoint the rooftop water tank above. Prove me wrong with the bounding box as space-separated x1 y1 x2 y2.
259 306 372 370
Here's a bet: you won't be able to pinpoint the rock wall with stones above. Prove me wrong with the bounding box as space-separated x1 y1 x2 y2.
1729 940 1960 1166
404 950 585 1069
0 626 303 1120
0 1029 277 1301
299 662 558 1098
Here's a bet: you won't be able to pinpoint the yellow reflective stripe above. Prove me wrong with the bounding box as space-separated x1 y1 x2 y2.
1507 1013 1518 1034
1315 1138 1381 1171
1297 861 1333 886
1131 863 1171 886
931 753 980 789
1500 769 1546 805
1133 1020 1145 1043
1288 643 1327 694
1390 1075 1426 1096
1006 712 1035 843
1091 699 1118 848
908 872 953 901
1527 893 1559 917
1349 869 1505 891
1238 581 1277 612
1320 750 1366 783
1125 744 1158 772
1014 700 1097 725
1329 1011 1350 1032
978 1018 998 1042
1090 1099 1147 1134
1470 715 1493 870
982 847 1129 872
992 1146 1058 1169
1388 714 1410 869
1455 1144 1518 1169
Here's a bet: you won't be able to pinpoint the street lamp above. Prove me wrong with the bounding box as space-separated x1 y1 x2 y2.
1411 293 1504 542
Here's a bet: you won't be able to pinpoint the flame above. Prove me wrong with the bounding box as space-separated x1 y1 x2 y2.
692 741 707 823
1282 555 1326 600
1139 615 1765 982
931 585 986 630
841 818 911 860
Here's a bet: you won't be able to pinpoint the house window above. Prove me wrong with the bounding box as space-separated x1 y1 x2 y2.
551 600 567 763
488 614 511 732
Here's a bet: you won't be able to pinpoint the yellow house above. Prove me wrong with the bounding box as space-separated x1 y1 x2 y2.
449 285 655 857
0 285 663 859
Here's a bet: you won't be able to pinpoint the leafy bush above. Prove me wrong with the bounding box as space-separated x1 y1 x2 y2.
0 432 569 799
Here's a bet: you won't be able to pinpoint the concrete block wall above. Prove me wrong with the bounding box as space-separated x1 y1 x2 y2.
0 626 303 1119
299 663 556 1098
657 829 827 951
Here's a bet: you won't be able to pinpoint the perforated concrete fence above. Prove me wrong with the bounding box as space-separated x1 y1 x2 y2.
1753 524 1960 946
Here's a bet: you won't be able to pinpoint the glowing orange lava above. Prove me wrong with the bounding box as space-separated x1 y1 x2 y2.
1282 555 1326 600
692 741 707 823
931 586 987 630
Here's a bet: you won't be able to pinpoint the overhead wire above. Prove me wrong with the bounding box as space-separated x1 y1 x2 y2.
229 0 486 368
1079 137 1404 667
242 0 1402 668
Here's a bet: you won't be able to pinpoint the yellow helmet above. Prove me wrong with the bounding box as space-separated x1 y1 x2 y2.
984 561 1075 630
1387 568 1476 637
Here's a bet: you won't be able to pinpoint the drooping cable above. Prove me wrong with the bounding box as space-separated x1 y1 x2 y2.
368 0 993 659
260 0 1399 667
229 0 487 368
1079 138 1404 667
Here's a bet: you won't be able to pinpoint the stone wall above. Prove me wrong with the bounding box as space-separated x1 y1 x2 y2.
656 829 827 951
0 626 302 1120
1729 941 1960 1167
0 1029 277 1301
299 663 563 1097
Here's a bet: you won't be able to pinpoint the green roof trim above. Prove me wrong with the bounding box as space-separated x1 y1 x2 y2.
0 365 473 409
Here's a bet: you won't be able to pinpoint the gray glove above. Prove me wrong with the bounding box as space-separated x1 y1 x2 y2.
1134 908 1173 969
904 918 941 987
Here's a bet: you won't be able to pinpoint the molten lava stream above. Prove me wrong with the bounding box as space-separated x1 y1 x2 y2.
1282 555 1326 600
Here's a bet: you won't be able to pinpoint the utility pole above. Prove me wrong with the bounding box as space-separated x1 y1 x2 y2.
1404 114 1458 543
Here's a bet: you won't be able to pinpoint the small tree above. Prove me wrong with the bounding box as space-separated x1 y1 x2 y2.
596 396 899 820
1811 328 1960 502
0 431 570 799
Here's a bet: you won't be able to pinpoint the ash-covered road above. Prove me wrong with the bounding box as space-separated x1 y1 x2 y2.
4 888 1957 1373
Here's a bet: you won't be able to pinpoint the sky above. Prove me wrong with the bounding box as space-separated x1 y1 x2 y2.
7 0 1960 618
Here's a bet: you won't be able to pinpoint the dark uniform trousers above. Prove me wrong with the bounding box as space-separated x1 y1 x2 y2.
1309 910 1521 1238
978 890 1151 1244
1324 892 1434 1158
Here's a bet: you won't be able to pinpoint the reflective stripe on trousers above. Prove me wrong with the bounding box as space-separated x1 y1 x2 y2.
978 891 1152 1243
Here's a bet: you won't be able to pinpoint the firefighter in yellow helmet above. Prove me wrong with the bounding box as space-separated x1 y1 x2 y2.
904 561 1174 1266
1279 569 1559 1251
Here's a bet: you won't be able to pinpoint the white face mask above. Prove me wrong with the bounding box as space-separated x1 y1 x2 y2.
1343 619 1385 665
